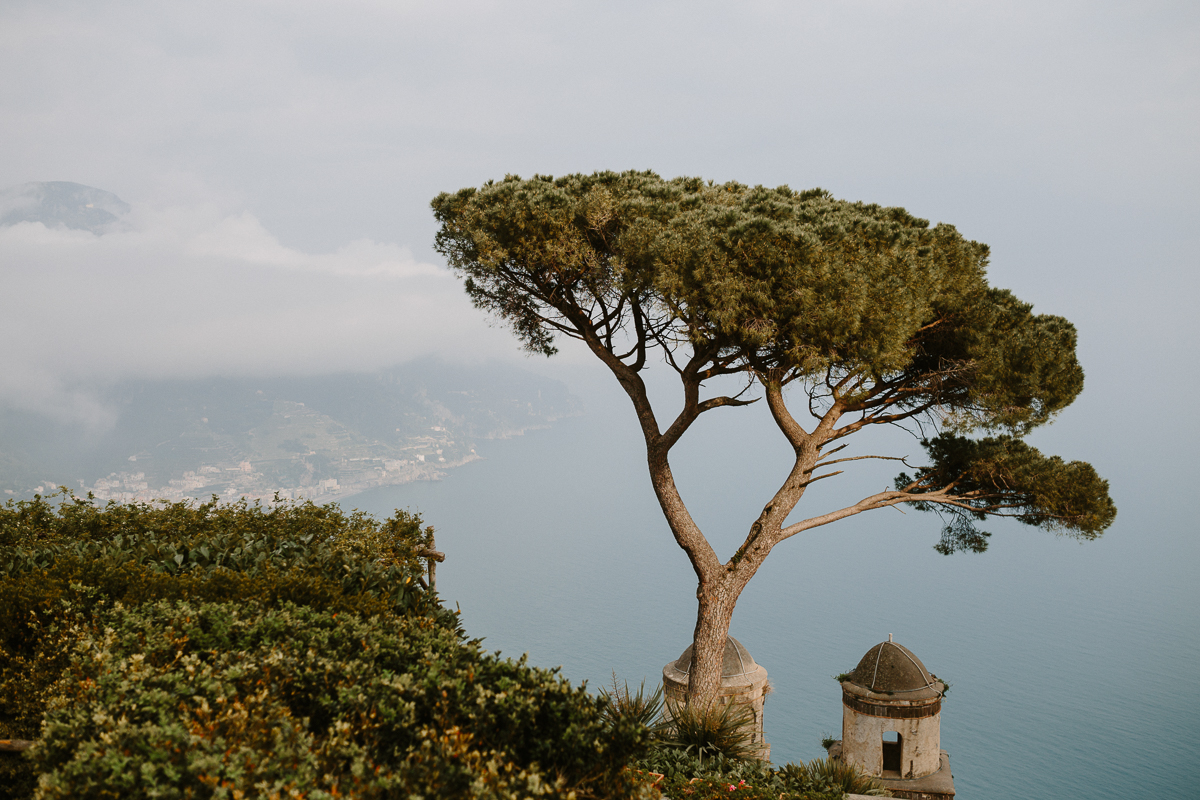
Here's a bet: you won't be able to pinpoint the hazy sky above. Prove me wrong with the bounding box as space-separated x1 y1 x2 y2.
0 0 1196 469
3 9 1194 788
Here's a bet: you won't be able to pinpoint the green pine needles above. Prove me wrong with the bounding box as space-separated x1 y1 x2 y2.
432 171 1116 561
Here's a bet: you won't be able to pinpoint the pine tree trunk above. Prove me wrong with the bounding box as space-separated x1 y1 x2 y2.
685 577 740 707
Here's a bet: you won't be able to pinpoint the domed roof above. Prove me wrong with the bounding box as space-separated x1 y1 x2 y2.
674 637 758 678
847 637 937 694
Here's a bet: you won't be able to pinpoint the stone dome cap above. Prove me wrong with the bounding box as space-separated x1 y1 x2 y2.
847 637 937 694
674 637 758 678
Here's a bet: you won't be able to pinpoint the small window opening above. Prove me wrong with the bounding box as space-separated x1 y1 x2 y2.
882 731 902 774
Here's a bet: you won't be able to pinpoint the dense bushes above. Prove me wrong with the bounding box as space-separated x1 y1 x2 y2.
33 600 649 799
0 493 443 634
629 749 888 799
0 491 438 610
633 751 889 799
0 496 441 776
0 495 649 799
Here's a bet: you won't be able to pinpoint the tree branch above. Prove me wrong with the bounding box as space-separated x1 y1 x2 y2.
762 375 809 449
815 443 848 462
696 395 757 413
779 483 969 540
797 470 843 487
815 454 913 469
826 400 940 442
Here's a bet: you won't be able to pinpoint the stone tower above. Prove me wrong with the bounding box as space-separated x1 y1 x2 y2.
830 636 956 799
662 637 770 760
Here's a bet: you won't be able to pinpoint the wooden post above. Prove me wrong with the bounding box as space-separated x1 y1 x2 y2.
417 536 445 593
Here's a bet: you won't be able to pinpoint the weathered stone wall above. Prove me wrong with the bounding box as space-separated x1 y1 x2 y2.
841 701 940 778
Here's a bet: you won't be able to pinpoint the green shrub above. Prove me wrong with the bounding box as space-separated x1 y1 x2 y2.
30 600 652 800
0 491 435 589
637 747 773 785
637 751 887 800
0 496 659 799
0 494 451 798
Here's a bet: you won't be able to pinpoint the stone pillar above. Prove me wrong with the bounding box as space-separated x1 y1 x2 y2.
661 637 770 761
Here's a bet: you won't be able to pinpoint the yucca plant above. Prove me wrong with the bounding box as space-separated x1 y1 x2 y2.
599 674 667 735
660 699 757 762
777 757 890 797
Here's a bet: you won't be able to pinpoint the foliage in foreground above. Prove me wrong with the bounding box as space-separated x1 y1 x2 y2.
633 750 889 800
602 678 889 798
0 495 649 799
30 600 650 800
601 678 758 763
599 677 667 736
0 494 441 758
1 493 888 799
659 702 757 763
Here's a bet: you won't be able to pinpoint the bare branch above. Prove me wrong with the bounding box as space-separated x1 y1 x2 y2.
774 476 1061 544
815 443 848 462
658 352 710 451
697 395 758 413
826 400 941 442
813 396 845 439
777 490 919 541
629 298 649 371
797 470 843 487
814 454 914 469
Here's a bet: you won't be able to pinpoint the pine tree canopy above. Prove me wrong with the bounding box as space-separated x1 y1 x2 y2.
432 170 1114 555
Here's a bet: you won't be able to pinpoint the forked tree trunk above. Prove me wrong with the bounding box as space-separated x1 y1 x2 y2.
686 579 741 706
642 425 775 709
596 347 790 709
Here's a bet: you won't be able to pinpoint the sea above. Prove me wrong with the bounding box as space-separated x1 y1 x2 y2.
351 371 1199 800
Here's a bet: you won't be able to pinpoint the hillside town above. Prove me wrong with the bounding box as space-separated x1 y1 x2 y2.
73 430 477 505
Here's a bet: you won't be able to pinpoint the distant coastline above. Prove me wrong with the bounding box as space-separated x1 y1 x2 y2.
2 363 582 504
68 416 578 507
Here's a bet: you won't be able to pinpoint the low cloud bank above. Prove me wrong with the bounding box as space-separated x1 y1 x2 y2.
0 203 519 426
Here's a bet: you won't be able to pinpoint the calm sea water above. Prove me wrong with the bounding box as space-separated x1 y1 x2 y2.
351 374 1199 800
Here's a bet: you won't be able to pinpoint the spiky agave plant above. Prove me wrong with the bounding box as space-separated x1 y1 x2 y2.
777 758 890 797
599 674 667 734
660 700 757 762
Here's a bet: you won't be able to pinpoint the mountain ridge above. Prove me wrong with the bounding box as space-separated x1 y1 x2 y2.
1 360 580 504
0 181 130 234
